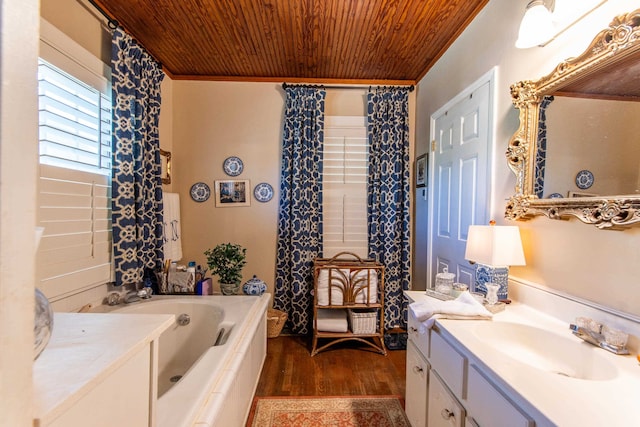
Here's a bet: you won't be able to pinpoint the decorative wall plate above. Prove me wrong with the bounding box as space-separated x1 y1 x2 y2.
253 182 274 202
575 170 594 190
548 193 563 198
223 156 244 176
190 182 211 202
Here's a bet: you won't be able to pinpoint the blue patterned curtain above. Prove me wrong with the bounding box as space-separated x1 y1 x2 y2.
534 95 554 198
367 87 412 330
273 86 326 334
111 28 165 286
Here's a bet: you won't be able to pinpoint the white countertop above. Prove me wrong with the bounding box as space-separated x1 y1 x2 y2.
33 312 174 425
406 291 640 427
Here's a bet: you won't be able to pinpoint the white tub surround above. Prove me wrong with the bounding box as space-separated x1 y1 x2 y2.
155 295 268 427
33 312 174 427
92 294 270 427
405 290 640 427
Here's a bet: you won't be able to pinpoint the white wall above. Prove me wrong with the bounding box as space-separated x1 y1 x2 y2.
172 83 415 296
0 0 39 425
415 0 640 316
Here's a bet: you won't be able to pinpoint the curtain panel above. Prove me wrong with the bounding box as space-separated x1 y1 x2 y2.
111 28 165 286
534 95 554 199
367 87 412 330
273 86 326 335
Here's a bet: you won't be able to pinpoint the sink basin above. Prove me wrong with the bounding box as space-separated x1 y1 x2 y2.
472 322 618 381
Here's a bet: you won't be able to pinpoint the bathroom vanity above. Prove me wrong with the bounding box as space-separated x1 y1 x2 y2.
405 290 640 427
33 312 174 427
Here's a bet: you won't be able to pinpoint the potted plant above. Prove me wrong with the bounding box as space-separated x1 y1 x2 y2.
204 243 247 295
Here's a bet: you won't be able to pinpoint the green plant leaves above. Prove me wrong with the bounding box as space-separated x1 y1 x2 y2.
204 243 247 285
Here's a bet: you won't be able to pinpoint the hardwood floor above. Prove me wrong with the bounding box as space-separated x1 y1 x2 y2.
254 335 406 397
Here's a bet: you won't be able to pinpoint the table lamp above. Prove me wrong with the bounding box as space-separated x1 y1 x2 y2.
464 221 525 300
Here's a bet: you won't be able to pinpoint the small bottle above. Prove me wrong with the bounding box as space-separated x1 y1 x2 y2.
485 283 499 305
187 261 196 274
143 276 153 296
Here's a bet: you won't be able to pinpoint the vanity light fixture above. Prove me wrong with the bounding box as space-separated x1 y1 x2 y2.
515 0 608 49
516 0 555 49
465 221 525 300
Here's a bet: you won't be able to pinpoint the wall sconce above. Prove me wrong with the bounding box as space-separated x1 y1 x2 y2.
160 149 171 185
464 222 526 300
515 0 608 49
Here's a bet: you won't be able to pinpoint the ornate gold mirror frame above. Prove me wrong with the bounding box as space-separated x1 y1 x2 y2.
506 9 640 230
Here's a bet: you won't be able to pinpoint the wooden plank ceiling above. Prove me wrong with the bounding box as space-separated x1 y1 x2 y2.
94 0 488 83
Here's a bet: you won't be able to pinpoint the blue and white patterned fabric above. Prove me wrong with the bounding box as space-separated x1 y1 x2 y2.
111 28 165 286
273 86 326 335
534 96 554 199
366 87 412 330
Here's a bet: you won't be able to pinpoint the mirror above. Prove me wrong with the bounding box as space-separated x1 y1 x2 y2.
506 8 640 230
543 96 640 197
160 149 171 185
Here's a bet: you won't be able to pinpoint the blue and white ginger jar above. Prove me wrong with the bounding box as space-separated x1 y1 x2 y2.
243 275 267 296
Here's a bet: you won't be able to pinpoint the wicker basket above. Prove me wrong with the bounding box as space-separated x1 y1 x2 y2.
267 308 287 338
348 308 378 334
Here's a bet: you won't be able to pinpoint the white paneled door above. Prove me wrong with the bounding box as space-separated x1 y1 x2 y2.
429 74 493 290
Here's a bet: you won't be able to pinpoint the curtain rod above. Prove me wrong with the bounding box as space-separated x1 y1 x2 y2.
87 0 119 29
86 0 163 68
282 82 414 92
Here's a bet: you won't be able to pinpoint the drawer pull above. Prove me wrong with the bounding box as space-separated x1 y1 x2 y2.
412 365 424 374
441 408 455 420
409 326 418 333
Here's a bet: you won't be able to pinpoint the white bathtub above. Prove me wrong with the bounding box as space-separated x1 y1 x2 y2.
100 294 269 427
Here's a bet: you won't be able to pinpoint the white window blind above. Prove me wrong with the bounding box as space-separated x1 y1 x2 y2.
323 116 369 258
37 21 113 300
38 59 112 175
37 165 112 298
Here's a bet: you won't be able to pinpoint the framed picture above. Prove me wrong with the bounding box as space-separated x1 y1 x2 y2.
214 180 250 207
416 153 428 188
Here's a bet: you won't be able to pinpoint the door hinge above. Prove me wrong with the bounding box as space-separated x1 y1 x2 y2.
431 140 437 152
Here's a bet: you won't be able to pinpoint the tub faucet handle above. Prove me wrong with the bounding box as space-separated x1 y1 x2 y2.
138 287 153 299
106 292 121 306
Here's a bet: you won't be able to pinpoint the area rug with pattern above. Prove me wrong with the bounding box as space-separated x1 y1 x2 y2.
246 395 410 427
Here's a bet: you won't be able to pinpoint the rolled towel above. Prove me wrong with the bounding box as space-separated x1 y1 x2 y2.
316 308 349 333
409 291 493 330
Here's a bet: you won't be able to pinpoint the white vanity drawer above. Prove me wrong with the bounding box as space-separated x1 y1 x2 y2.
429 330 467 398
408 308 430 357
467 364 534 427
405 341 429 427
428 370 465 427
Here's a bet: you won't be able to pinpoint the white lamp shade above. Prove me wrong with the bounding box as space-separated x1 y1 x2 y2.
465 225 526 267
515 0 554 49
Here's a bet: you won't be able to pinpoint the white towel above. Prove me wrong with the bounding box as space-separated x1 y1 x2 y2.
316 309 349 332
316 268 378 306
162 192 183 262
409 291 493 330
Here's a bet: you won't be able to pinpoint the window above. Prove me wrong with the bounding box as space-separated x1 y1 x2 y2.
37 19 113 300
38 59 112 175
322 116 369 258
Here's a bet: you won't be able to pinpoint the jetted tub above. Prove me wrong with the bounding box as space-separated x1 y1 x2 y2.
95 294 269 427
